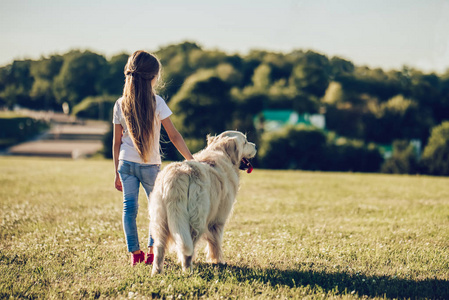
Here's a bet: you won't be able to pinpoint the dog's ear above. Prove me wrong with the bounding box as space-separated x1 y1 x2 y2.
224 137 241 165
207 134 217 147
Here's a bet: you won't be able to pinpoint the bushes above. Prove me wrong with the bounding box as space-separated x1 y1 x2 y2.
259 126 327 170
71 95 118 121
101 123 114 159
327 138 383 172
256 121 449 175
0 113 49 148
258 125 383 172
381 140 419 174
421 121 449 176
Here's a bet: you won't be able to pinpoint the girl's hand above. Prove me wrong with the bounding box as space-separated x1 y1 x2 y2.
115 175 123 192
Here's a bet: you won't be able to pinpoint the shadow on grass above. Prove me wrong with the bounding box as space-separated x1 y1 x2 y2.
195 262 449 299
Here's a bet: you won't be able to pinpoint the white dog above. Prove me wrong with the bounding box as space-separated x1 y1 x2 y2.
149 131 257 275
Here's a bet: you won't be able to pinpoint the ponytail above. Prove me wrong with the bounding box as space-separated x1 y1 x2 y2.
121 51 161 162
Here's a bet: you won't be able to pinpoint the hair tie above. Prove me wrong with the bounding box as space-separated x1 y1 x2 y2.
126 70 137 77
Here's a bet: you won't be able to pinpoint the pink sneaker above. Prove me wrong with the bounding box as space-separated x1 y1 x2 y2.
145 253 154 265
131 251 145 266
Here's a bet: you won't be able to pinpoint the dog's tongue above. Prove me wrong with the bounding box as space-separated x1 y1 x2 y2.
246 164 253 174
240 158 253 174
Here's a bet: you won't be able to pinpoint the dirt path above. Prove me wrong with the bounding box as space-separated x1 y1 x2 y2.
6 111 109 158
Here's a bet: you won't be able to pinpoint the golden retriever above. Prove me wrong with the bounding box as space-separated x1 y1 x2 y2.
149 131 257 275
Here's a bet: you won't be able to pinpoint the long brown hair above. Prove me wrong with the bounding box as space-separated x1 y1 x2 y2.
121 50 161 162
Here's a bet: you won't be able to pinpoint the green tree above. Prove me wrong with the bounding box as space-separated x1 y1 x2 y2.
410 72 441 111
30 79 53 109
102 53 129 96
329 56 354 78
435 70 449 123
421 121 449 175
365 95 433 143
29 55 63 109
322 81 344 105
170 71 234 143
188 49 227 70
0 60 34 108
325 105 367 140
30 55 63 80
289 51 330 98
156 42 201 98
240 52 265 88
259 125 328 170
53 51 108 108
251 63 271 90
215 63 243 86
338 66 403 102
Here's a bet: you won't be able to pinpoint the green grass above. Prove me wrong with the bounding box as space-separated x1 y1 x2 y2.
1 157 448 299
0 111 27 119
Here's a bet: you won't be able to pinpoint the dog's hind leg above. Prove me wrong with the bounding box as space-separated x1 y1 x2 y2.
178 231 202 273
205 223 225 264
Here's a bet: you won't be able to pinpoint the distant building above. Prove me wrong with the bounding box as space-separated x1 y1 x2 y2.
254 110 326 132
377 144 393 159
378 139 422 159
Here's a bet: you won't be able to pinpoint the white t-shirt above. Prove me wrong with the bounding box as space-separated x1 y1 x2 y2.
112 95 172 164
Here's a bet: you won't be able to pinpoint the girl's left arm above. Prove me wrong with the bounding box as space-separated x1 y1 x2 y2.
161 117 194 161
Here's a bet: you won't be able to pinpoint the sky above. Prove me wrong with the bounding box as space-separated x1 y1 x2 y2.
1 0 449 73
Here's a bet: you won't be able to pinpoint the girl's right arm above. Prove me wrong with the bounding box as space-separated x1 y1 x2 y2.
161 117 194 161
113 124 123 191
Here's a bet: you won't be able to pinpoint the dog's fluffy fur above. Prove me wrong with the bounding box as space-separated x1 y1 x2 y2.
149 131 257 275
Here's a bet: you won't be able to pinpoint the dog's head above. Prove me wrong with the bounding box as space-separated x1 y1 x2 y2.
207 131 257 173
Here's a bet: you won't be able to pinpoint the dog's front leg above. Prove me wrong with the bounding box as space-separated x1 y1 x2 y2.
181 254 193 273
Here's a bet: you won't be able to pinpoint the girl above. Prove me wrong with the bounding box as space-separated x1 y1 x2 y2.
112 50 194 266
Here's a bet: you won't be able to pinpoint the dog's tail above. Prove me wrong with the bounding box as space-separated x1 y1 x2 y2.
165 170 194 257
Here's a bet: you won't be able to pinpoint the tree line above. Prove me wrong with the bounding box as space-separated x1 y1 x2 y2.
1 42 449 175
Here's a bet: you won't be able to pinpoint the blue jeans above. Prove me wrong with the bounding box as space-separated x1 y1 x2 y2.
117 160 160 253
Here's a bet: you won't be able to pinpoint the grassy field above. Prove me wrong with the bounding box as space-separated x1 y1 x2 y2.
1 156 448 299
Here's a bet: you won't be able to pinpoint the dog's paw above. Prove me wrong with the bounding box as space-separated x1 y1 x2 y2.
206 257 224 264
151 267 164 277
181 264 194 276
